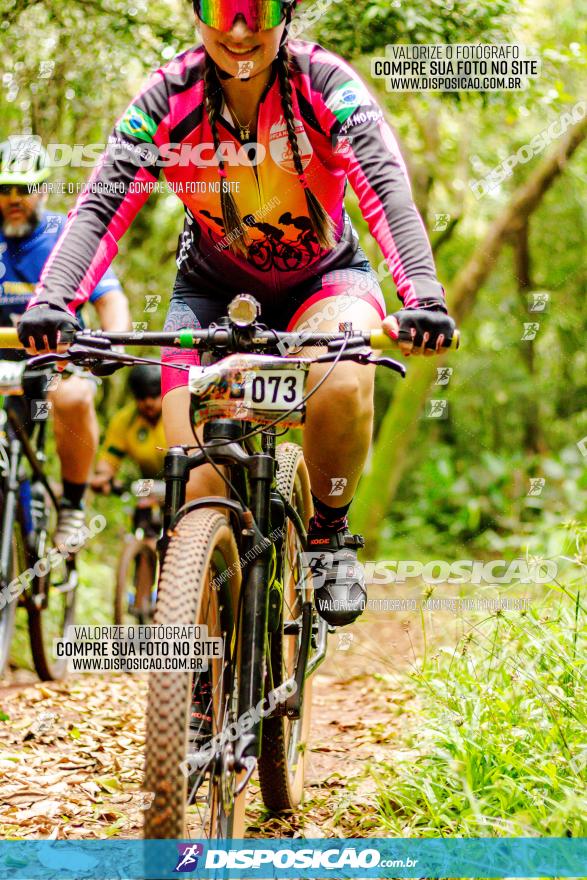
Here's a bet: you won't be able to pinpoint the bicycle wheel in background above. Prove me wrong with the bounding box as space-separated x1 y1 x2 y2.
115 537 157 625
144 508 246 839
258 442 314 811
0 490 27 676
27 485 78 681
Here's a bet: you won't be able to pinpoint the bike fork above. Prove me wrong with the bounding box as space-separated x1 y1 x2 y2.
236 434 276 764
158 445 191 564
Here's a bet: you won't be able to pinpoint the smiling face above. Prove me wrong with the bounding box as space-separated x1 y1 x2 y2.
197 14 286 79
0 186 46 237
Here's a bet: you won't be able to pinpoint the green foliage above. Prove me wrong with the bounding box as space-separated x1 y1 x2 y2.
1 0 190 365
382 442 587 560
373 585 587 836
312 0 518 59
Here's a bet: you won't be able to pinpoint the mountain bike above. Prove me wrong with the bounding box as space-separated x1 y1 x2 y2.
1 298 458 839
0 359 78 680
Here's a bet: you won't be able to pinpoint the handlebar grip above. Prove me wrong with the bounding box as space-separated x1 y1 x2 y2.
370 327 460 351
0 328 23 349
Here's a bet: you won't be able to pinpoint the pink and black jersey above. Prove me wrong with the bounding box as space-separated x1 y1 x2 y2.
31 40 445 314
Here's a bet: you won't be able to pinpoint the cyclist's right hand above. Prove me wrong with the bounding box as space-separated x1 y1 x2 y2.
17 305 80 354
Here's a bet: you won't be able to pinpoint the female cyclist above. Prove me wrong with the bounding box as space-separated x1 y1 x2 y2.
18 0 456 627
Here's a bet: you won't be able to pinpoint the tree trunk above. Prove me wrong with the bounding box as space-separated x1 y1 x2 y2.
514 221 545 454
353 115 587 551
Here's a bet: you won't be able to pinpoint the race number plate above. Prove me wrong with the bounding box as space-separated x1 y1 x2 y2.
0 360 25 395
188 353 309 429
243 370 305 411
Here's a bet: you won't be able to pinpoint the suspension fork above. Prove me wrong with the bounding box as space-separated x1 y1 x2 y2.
237 429 276 759
157 445 192 564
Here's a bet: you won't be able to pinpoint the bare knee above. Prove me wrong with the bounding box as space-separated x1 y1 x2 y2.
51 377 95 420
163 387 226 501
307 364 374 421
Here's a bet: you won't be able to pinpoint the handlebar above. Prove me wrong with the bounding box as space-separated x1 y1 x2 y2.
0 325 460 352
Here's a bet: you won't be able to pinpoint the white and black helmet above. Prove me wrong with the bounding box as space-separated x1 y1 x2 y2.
0 135 51 186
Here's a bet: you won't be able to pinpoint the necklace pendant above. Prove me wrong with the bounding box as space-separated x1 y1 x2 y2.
240 126 250 141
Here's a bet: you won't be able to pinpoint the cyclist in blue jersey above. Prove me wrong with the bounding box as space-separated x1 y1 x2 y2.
0 136 131 549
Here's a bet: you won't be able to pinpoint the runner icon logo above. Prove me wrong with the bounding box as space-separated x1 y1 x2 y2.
174 843 204 873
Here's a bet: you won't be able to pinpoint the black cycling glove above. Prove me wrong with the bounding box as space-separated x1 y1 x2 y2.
392 304 456 350
17 305 80 351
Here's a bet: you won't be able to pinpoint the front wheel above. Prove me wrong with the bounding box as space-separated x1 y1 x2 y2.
143 509 246 839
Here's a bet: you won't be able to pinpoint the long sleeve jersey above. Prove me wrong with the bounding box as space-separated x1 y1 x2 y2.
30 39 445 315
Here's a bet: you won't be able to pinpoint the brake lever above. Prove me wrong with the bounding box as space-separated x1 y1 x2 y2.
27 343 129 371
27 352 69 368
27 344 109 370
368 354 406 376
314 348 406 377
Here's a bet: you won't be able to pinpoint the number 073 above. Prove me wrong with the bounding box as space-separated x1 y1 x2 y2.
244 370 305 410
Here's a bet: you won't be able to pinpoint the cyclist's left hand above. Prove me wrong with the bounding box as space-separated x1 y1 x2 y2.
382 308 457 357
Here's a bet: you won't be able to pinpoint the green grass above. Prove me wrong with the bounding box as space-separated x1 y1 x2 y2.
372 586 587 837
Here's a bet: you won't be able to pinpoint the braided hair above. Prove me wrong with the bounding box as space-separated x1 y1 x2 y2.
276 42 336 250
201 37 337 257
203 55 250 258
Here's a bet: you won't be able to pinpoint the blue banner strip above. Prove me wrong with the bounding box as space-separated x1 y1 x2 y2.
0 838 585 879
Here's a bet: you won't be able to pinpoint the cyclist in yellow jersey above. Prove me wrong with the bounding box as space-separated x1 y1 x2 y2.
91 365 165 489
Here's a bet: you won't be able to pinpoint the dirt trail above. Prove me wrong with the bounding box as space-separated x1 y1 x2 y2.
0 600 422 838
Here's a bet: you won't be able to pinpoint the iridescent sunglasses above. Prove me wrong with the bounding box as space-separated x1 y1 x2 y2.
194 0 295 32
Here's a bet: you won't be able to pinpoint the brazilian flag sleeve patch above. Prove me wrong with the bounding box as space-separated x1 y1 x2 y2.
325 80 372 124
116 104 158 143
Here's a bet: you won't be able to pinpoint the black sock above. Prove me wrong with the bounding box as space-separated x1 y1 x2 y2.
309 493 351 534
61 479 86 510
